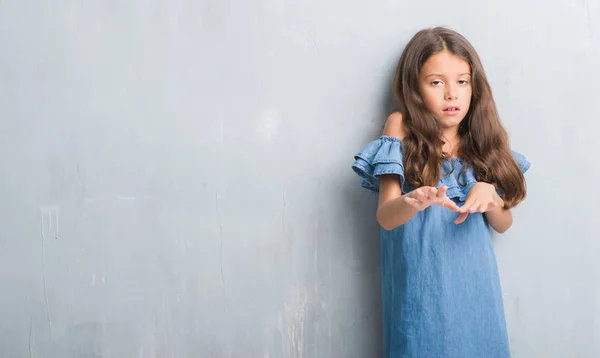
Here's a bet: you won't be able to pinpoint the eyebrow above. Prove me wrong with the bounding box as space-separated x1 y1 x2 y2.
425 73 471 78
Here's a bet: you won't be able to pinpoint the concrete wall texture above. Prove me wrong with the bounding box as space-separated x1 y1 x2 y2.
1 0 599 357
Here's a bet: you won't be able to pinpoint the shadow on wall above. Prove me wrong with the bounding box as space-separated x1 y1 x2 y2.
337 48 409 356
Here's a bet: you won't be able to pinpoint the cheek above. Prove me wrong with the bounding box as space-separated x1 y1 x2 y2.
460 87 472 104
420 88 439 109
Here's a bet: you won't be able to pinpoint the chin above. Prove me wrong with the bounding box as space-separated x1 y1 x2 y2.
437 117 464 128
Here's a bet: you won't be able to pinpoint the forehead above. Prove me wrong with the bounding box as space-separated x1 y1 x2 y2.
420 50 470 76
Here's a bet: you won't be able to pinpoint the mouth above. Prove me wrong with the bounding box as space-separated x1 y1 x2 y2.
443 106 460 115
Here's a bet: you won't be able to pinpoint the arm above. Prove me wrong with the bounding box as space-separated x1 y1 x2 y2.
377 177 419 231
377 182 460 230
484 192 513 234
458 182 514 233
376 113 417 230
376 113 461 230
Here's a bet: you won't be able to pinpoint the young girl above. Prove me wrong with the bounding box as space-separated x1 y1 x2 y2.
352 27 530 357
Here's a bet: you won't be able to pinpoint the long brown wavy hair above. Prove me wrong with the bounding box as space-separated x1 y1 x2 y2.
392 27 526 209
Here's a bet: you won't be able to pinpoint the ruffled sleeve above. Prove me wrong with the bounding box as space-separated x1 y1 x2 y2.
511 150 531 174
351 136 405 193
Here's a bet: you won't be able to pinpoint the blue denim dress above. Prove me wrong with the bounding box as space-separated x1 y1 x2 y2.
352 136 530 358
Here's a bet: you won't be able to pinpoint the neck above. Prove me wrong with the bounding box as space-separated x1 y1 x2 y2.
441 127 459 142
441 127 460 157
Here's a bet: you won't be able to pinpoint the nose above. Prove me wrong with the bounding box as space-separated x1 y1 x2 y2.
445 85 457 100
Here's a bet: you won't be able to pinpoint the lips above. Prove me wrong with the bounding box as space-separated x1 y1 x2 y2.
442 106 460 116
443 106 460 112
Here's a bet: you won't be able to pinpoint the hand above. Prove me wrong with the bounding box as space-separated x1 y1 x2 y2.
404 186 461 212
454 182 500 224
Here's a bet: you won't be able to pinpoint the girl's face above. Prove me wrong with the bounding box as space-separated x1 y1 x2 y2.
418 50 472 132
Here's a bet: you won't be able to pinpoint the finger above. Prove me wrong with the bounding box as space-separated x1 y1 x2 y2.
454 212 469 224
428 187 438 199
436 186 447 198
479 201 493 212
468 200 480 213
412 189 426 201
477 202 488 213
486 201 499 211
443 198 461 212
459 201 471 214
461 197 476 213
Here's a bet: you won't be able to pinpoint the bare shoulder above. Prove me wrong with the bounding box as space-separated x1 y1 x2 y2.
383 112 408 140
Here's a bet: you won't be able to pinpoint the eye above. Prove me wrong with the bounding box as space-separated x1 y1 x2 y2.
458 80 469 85
431 80 443 86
